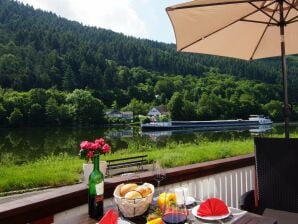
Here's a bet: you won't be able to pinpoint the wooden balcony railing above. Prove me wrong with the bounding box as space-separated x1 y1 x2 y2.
0 154 255 224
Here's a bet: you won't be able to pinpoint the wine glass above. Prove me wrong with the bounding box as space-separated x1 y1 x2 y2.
162 189 188 224
152 161 166 197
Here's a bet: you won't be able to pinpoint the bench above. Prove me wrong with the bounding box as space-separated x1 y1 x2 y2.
106 155 148 176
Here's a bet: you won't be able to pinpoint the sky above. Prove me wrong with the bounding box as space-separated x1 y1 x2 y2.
18 0 186 44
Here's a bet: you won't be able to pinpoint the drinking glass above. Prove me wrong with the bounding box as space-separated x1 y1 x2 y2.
152 161 166 197
162 189 188 224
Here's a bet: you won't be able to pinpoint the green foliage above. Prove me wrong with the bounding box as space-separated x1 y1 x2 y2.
28 103 45 125
45 97 60 125
0 0 297 124
122 98 151 116
66 89 105 125
0 89 106 127
105 117 129 124
8 108 23 126
168 92 184 120
0 103 7 124
157 114 170 122
263 100 283 121
141 116 151 124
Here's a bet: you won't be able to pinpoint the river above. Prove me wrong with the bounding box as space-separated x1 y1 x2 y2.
0 123 297 164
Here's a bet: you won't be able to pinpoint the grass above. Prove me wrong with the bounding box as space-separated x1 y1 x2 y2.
0 139 254 193
1 133 297 194
0 154 82 193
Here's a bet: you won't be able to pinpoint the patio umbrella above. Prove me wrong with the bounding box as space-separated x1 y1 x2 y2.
166 0 298 138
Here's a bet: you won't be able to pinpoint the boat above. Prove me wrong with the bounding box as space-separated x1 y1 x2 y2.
141 115 272 131
249 124 273 134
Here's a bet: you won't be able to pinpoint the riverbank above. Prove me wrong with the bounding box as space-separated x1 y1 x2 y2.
0 139 255 194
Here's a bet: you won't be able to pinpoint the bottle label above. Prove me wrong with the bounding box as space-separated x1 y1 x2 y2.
95 195 103 203
96 182 104 195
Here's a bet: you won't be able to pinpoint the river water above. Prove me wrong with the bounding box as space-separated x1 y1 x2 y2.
0 123 297 163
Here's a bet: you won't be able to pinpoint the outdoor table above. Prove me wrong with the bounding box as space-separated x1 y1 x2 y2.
56 206 277 224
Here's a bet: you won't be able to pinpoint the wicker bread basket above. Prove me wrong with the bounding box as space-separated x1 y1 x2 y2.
113 183 154 218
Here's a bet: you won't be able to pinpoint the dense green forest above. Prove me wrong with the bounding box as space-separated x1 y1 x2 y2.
0 0 298 127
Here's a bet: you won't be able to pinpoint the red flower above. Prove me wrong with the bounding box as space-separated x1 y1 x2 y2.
90 142 100 151
95 138 105 146
87 151 94 158
80 141 92 150
80 138 111 161
102 144 111 153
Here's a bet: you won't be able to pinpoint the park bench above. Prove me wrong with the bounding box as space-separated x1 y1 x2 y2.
106 155 148 176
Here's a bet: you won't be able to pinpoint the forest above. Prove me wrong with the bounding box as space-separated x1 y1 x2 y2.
0 0 298 127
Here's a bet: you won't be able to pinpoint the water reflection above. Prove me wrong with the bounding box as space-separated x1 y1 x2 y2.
140 125 273 141
0 123 297 163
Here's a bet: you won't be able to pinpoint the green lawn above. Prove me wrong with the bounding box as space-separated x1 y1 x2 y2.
0 139 256 194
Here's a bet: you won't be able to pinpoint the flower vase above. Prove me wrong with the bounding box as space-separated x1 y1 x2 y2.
83 162 93 182
83 160 107 183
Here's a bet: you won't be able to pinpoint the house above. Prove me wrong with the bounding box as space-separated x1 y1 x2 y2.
106 110 133 120
121 111 133 120
147 105 169 117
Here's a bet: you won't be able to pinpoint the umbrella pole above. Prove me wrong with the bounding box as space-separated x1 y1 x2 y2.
279 0 290 138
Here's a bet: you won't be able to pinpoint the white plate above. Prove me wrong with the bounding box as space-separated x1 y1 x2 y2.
191 204 231 221
118 218 132 224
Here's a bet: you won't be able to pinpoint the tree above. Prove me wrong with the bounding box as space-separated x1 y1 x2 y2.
168 92 184 120
183 100 197 120
59 104 74 125
0 103 7 125
8 108 23 127
28 103 45 125
111 100 119 110
45 97 60 125
263 100 283 121
62 66 76 90
122 98 150 116
197 93 232 120
66 89 105 125
154 79 175 99
29 88 48 106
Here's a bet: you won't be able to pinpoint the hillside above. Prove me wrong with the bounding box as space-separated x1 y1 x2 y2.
0 0 288 85
0 0 297 127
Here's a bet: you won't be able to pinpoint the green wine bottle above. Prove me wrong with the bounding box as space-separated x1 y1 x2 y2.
88 152 104 219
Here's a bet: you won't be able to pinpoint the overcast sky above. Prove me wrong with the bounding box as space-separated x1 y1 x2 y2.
18 0 186 43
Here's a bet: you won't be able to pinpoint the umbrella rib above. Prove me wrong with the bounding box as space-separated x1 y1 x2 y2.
284 0 296 20
287 15 298 23
284 0 298 22
167 0 266 11
179 1 277 52
249 2 280 24
249 5 278 60
240 19 277 25
288 19 298 23
284 0 298 12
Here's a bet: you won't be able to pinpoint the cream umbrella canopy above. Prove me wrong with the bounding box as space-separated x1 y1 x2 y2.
166 0 298 138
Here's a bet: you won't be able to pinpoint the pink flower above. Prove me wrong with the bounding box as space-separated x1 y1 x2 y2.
80 141 92 150
102 144 111 153
80 138 111 161
90 143 100 151
95 138 105 146
87 151 94 158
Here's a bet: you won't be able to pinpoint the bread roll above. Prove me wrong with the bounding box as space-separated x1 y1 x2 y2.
120 183 138 197
135 185 152 197
124 190 142 199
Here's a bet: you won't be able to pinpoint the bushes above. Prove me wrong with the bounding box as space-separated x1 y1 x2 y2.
1 88 106 127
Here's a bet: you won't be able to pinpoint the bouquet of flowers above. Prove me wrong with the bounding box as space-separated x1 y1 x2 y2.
79 138 111 162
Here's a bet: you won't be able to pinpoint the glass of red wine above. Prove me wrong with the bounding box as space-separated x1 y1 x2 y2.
152 161 166 198
162 189 188 224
